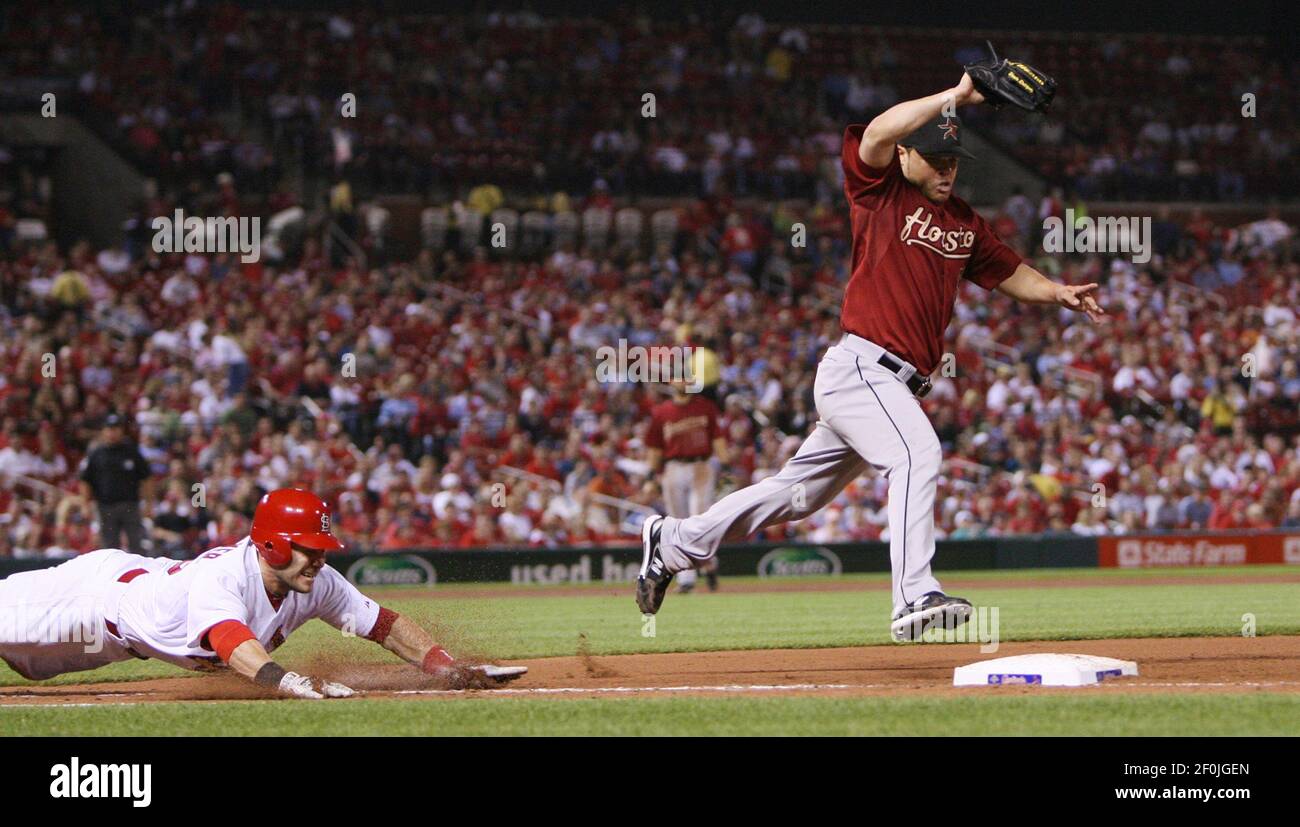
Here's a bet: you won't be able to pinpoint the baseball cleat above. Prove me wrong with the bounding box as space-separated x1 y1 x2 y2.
676 581 695 595
705 570 719 592
635 515 672 614
890 592 973 642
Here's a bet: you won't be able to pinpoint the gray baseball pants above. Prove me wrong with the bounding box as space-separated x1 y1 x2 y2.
655 333 944 616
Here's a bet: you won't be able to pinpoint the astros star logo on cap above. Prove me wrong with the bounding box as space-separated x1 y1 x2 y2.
938 118 960 141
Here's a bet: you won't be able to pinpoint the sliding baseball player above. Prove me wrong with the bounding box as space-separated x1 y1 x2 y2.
0 488 525 694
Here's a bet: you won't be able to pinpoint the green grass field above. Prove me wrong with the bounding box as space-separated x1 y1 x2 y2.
2 566 1298 735
5 694 1298 737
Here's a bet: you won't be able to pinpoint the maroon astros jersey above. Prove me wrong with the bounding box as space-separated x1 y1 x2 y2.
646 397 721 460
840 125 1022 375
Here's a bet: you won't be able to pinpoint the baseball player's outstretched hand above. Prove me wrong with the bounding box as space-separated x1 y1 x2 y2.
1054 282 1105 323
278 671 356 699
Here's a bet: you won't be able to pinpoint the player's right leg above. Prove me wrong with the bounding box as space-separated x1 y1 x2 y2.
815 338 971 638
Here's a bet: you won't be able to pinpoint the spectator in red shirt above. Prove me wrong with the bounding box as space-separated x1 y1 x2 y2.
719 212 758 274
379 506 428 550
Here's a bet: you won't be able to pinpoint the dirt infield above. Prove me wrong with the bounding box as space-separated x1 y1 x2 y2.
3 571 1297 706
2 636 1296 706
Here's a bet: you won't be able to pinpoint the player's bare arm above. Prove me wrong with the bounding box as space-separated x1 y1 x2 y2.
224 636 354 699
996 263 1106 323
375 613 446 665
226 636 273 679
365 607 527 687
859 72 985 167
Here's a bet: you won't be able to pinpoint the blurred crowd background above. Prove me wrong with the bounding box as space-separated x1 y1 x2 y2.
1 4 1298 557
2 3 1296 216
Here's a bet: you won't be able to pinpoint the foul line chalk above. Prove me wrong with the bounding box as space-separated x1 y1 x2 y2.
393 683 861 696
4 679 1298 707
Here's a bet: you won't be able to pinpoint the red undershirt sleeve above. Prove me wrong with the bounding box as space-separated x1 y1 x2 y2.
366 607 399 644
204 620 257 663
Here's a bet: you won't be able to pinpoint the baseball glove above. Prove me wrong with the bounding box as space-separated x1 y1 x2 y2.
963 41 1056 113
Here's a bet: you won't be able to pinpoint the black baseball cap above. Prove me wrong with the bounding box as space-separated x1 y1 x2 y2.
898 113 977 159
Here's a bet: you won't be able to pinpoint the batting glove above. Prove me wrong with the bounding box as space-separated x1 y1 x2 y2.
278 671 356 699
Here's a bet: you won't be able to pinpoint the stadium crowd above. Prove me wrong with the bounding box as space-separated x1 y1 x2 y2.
2 4 1296 204
2 4 1298 557
1 185 1298 557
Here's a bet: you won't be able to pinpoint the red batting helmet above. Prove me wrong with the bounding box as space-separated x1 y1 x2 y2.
250 488 344 567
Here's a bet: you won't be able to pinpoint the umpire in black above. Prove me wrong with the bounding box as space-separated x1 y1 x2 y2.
78 413 154 554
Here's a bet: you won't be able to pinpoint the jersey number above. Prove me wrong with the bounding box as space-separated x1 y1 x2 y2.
166 547 234 575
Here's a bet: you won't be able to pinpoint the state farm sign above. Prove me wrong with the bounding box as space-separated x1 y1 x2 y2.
1099 532 1300 568
1286 537 1300 565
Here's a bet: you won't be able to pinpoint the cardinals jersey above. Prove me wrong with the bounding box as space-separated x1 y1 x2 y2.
113 538 380 671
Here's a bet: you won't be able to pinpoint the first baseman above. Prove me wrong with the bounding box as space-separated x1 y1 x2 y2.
0 488 526 695
637 67 1103 641
645 379 727 593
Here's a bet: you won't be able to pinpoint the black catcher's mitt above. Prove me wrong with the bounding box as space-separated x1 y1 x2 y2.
963 41 1056 113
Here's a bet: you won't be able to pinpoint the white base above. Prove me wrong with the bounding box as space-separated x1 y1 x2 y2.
953 653 1138 687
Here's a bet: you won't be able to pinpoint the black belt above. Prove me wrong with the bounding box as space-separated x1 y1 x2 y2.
876 353 933 398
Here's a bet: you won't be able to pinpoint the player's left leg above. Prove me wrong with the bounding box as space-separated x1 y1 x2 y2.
656 422 867 571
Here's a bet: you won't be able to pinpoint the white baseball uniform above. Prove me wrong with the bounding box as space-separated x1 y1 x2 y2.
0 539 379 680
